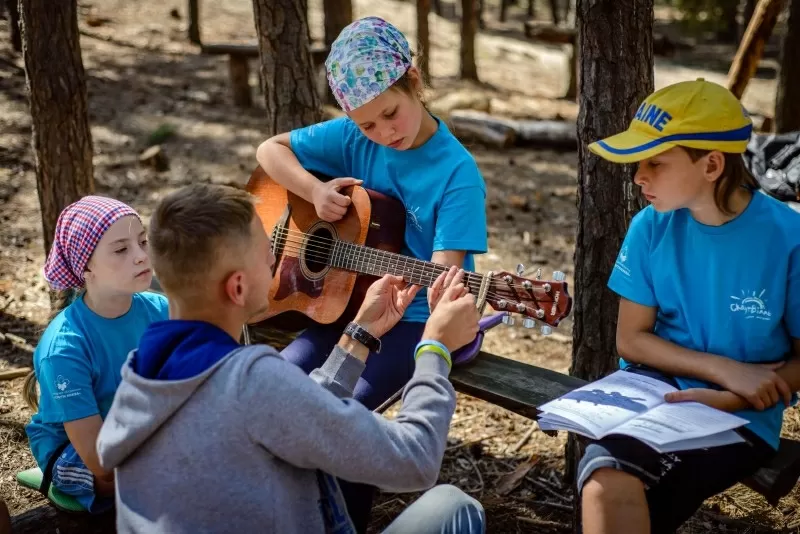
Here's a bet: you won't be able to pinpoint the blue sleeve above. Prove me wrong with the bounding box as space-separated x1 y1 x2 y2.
607 208 657 307
289 118 353 178
786 244 800 338
36 336 99 423
433 162 488 254
141 292 170 321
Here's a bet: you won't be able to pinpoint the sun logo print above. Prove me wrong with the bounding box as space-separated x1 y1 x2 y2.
729 289 773 320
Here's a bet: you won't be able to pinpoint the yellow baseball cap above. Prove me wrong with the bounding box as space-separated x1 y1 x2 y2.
588 79 753 164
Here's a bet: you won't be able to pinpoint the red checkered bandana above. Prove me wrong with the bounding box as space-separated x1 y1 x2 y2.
43 196 140 291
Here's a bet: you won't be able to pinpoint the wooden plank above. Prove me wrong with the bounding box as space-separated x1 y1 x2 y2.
201 42 330 66
450 352 586 419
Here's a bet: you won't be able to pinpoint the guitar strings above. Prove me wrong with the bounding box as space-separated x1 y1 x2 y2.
269 228 556 307
270 226 553 294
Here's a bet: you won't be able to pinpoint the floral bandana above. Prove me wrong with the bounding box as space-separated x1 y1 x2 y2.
325 16 412 112
43 196 140 291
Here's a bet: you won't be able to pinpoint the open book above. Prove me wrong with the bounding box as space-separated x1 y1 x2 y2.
537 370 750 453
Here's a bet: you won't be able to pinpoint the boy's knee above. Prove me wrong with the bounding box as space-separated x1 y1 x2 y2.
582 467 645 505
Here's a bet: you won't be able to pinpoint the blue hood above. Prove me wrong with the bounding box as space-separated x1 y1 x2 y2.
134 320 240 380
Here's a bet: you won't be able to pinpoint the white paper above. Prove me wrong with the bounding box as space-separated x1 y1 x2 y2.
538 371 677 437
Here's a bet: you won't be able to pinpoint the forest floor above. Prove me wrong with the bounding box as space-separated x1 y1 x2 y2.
0 0 797 532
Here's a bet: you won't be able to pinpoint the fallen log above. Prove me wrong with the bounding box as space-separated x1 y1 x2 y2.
449 110 577 149
0 367 31 381
449 111 517 149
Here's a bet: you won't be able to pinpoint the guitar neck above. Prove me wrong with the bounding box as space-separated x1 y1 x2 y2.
329 240 483 291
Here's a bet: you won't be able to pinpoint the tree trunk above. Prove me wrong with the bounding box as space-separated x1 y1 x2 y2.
717 0 740 42
322 0 352 105
252 0 322 135
459 0 479 81
19 0 95 256
417 0 432 85
322 0 352 49
727 0 787 99
742 0 758 39
568 0 652 530
549 0 560 24
775 0 800 133
188 0 201 44
528 0 535 18
7 0 21 51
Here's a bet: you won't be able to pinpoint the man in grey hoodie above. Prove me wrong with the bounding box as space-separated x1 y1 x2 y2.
97 183 486 534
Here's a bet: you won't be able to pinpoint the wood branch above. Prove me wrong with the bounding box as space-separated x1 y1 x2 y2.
11 505 115 534
0 367 32 381
727 0 787 99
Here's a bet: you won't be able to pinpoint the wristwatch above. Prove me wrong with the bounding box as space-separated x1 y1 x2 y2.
343 322 381 353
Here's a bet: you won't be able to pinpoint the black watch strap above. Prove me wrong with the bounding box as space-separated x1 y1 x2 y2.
344 322 381 353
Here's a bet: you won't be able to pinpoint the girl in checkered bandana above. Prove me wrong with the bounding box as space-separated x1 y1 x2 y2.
22 196 169 514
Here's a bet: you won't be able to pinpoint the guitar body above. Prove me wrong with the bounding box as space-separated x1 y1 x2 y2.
246 166 407 331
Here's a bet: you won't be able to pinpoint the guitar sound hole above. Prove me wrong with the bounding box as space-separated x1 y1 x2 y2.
305 227 334 274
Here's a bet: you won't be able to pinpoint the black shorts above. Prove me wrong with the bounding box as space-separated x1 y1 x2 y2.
576 366 776 534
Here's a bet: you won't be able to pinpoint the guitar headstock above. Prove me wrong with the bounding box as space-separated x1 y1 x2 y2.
484 269 573 329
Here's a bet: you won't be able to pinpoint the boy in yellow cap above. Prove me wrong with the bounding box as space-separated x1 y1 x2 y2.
578 79 800 534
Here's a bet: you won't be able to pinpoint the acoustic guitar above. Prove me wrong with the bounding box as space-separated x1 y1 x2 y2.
245 166 573 333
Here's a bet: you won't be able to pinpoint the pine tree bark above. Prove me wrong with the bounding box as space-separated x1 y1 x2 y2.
19 0 94 256
459 0 479 81
568 0 652 530
252 0 322 135
417 0 431 85
775 0 800 133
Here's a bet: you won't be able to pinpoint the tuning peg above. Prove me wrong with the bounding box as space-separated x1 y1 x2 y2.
516 263 525 276
522 318 536 329
535 268 542 280
502 314 515 326
540 325 552 336
553 271 566 282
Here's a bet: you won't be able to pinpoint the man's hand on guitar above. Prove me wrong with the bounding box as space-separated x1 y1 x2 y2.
422 280 480 353
428 266 462 314
310 177 363 222
353 275 421 338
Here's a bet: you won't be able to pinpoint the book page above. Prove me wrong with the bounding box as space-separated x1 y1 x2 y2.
538 371 677 437
613 401 749 447
639 430 745 454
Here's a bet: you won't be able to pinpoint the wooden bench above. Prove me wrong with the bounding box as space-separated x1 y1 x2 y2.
201 42 330 107
449 353 800 507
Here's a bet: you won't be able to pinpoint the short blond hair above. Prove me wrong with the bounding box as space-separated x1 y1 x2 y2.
148 184 256 299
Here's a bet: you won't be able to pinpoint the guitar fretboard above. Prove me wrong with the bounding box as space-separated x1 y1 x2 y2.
328 239 484 293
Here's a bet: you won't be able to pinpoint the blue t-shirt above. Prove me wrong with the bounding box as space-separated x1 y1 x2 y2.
608 191 800 450
289 116 488 322
25 291 169 469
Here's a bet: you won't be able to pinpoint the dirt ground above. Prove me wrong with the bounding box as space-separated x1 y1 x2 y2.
1 0 798 532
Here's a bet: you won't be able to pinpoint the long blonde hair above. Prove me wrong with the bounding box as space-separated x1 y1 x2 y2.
22 289 78 412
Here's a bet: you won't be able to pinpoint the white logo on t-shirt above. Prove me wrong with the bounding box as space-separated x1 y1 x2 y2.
53 375 81 400
406 206 423 232
614 245 632 277
730 289 773 320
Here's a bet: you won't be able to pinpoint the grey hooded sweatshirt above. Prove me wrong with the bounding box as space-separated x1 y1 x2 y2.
96 321 456 534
